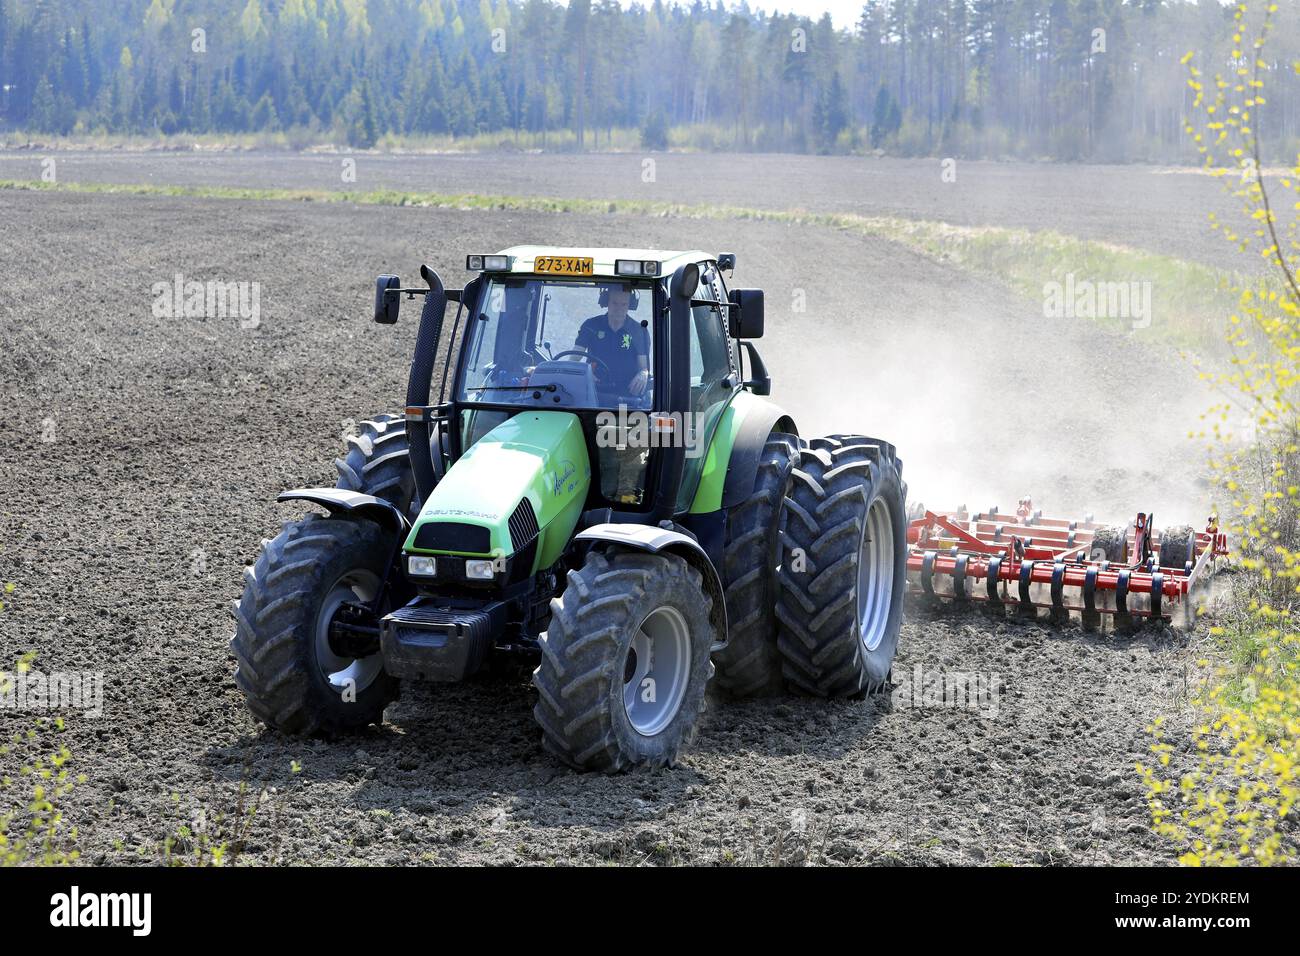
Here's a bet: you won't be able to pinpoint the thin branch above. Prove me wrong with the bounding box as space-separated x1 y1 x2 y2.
1247 17 1300 307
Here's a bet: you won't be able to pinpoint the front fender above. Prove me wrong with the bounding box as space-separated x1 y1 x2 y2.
575 523 729 652
278 488 410 534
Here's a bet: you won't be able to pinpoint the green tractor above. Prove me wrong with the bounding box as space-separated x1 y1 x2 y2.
231 248 907 771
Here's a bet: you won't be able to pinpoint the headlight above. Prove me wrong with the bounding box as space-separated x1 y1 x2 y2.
615 258 660 277
466 254 510 271
407 555 437 577
465 559 497 580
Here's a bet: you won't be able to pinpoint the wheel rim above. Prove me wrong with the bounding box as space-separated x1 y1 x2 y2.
622 605 691 737
314 569 384 694
857 497 895 652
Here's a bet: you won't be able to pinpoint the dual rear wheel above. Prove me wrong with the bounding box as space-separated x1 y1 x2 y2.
774 435 908 698
712 432 908 700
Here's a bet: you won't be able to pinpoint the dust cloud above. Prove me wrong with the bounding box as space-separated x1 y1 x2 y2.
757 265 1216 529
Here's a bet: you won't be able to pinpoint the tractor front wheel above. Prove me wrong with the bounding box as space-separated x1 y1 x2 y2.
231 514 400 735
532 550 716 772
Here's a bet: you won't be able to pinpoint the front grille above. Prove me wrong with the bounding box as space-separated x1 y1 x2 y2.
507 498 539 551
413 521 491 555
432 554 466 579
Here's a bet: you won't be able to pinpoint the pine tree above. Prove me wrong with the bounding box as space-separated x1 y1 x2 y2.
190 69 211 132
29 73 56 132
60 28 85 107
816 71 848 152
870 84 892 147
565 0 591 149
81 17 100 103
641 109 667 150
251 92 279 131
348 79 377 147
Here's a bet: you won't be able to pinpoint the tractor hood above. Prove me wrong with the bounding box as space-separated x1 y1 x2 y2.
404 411 590 574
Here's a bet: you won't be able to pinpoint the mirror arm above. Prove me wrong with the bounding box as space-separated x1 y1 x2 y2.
739 340 772 396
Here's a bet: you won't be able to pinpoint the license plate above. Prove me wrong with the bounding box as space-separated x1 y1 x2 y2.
533 256 594 276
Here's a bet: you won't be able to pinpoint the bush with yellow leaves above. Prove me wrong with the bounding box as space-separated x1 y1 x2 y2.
1138 2 1300 867
0 652 85 866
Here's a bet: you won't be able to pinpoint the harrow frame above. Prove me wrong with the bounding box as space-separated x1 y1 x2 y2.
905 500 1228 628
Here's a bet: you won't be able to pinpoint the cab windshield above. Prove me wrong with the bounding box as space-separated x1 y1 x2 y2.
457 276 655 411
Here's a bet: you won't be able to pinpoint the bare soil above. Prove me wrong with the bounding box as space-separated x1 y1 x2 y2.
0 184 1213 865
0 150 1249 268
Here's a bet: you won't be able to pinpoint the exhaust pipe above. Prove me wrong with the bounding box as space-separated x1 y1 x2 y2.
405 264 446 509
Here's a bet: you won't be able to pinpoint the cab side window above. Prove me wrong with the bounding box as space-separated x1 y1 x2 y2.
677 263 736 510
690 265 733 396
711 265 742 369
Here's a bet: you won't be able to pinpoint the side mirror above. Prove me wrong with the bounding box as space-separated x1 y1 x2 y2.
717 253 736 272
727 288 764 339
672 262 700 301
374 274 400 324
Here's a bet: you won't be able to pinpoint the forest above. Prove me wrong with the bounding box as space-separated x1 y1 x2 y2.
2 0 1299 160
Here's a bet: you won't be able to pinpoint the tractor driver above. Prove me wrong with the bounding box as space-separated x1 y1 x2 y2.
575 283 651 504
575 285 650 407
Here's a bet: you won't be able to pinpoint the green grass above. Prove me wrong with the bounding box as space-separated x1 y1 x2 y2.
0 176 1263 354
0 126 649 153
880 219 1253 351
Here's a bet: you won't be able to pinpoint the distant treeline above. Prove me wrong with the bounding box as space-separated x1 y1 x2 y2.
2 0 1299 159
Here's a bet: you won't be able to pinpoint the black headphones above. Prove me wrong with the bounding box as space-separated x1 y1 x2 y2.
598 286 639 309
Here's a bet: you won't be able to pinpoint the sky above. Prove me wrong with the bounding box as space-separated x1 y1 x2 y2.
753 0 864 29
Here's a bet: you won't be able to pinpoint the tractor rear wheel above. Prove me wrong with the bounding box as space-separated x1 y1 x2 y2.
1158 525 1198 571
532 550 716 772
334 412 419 520
775 435 907 699
230 514 400 736
714 432 801 698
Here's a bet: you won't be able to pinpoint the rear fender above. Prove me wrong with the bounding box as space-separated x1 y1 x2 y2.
575 523 729 652
721 402 797 509
692 391 797 513
278 488 411 534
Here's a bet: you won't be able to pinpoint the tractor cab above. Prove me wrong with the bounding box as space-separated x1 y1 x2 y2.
453 263 659 508
440 247 740 517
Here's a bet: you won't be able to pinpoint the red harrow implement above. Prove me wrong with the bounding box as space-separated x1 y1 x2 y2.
905 499 1229 628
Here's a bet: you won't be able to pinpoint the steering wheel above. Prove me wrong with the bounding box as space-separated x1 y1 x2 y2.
551 349 613 384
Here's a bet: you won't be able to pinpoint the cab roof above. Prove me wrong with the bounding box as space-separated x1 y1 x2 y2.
492 246 714 278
